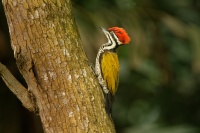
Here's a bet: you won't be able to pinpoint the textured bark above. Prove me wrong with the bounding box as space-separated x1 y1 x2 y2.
2 0 115 132
0 62 35 112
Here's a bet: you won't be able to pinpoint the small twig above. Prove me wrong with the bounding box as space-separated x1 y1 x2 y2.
0 62 35 112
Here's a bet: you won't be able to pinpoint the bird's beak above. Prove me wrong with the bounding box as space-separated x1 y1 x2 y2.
99 27 110 36
99 27 106 30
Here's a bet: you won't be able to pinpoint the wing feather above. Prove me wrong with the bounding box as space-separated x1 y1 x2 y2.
101 51 119 95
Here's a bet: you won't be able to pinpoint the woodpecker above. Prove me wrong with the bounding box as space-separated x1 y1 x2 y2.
95 27 131 116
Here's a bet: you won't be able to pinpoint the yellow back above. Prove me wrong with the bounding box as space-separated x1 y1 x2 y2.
101 51 119 95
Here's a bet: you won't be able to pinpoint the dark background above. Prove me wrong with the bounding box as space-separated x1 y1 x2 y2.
1 0 200 133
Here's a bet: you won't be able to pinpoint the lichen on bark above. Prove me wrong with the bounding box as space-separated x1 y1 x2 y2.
1 0 116 132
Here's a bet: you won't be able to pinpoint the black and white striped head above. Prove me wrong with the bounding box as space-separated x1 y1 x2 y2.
100 27 130 50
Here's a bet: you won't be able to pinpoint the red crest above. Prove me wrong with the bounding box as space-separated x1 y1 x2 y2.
108 27 131 44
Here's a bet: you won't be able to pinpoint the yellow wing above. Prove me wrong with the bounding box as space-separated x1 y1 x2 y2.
101 51 119 95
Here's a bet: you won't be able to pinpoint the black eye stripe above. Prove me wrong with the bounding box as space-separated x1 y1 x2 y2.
107 34 113 46
102 31 119 51
110 33 119 44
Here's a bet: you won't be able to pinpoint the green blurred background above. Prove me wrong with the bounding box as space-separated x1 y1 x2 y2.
1 0 200 133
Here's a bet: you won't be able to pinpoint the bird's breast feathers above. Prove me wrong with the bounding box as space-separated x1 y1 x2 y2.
101 51 119 95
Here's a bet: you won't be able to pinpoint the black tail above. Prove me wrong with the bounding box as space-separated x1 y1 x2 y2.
104 92 114 118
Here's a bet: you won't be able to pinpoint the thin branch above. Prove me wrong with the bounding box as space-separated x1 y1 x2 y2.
0 62 36 112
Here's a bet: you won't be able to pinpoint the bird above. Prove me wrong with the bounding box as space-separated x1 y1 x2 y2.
95 27 131 116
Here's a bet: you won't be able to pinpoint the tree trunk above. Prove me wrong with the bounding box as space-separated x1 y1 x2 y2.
2 0 115 132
